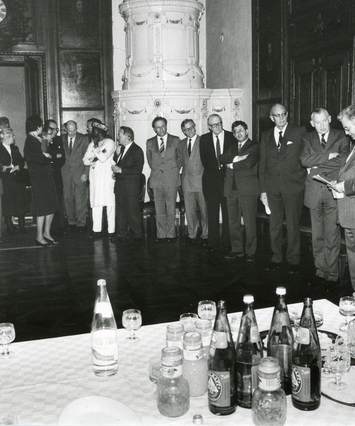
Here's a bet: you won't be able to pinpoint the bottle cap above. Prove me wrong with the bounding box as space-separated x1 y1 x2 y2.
243 294 254 304
161 346 182 366
258 356 280 375
192 414 204 424
183 331 202 350
195 318 211 331
276 286 286 296
97 279 106 286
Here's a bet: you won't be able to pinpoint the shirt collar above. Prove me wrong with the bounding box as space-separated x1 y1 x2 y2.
318 131 329 141
274 123 288 135
213 130 224 141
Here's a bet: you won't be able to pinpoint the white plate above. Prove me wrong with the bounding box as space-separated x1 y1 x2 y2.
58 396 141 426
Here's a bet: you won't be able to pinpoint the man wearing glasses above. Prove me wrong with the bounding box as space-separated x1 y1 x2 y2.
259 104 306 273
200 114 234 252
179 119 208 245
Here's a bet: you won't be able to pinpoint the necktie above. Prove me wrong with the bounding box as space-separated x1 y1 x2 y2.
69 138 73 155
216 135 221 169
159 137 164 154
238 141 243 152
277 131 283 151
187 138 192 156
321 133 326 148
118 145 125 163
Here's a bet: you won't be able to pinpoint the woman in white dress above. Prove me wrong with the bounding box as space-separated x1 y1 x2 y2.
83 122 116 238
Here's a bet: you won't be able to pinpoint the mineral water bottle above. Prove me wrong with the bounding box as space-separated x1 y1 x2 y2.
292 297 321 410
235 294 263 408
157 347 190 417
267 287 293 394
91 279 118 376
208 300 237 415
183 331 208 396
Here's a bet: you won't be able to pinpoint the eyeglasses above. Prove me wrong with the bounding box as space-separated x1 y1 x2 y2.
271 112 287 118
183 126 195 132
209 122 222 128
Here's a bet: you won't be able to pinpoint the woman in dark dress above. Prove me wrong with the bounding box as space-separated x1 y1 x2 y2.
24 115 58 246
0 128 26 233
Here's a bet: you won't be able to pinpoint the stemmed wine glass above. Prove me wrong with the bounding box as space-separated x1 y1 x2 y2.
197 300 216 324
0 323 15 357
122 309 142 341
328 337 351 391
338 296 355 331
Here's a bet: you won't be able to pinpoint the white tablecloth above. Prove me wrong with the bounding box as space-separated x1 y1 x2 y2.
0 299 353 425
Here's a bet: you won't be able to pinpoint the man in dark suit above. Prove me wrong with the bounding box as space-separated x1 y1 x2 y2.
332 105 355 290
221 121 259 262
259 103 306 272
300 108 349 282
61 120 89 231
112 126 144 241
179 119 208 244
146 117 182 241
200 113 234 251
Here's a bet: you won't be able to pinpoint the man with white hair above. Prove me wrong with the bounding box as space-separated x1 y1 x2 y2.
300 108 349 283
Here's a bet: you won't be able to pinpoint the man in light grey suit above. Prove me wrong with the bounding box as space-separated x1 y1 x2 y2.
146 116 182 241
300 108 349 282
332 105 355 290
61 120 90 230
179 119 208 244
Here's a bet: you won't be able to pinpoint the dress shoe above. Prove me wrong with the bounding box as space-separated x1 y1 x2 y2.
44 237 59 245
224 251 244 260
35 240 49 247
246 255 255 263
186 237 197 245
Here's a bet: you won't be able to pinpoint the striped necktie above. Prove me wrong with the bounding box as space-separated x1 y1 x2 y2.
159 137 164 154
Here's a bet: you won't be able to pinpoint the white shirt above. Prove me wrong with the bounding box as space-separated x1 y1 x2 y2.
121 141 133 160
213 131 224 157
3 143 12 165
318 131 329 143
273 124 288 146
68 135 76 147
158 134 168 151
187 135 197 151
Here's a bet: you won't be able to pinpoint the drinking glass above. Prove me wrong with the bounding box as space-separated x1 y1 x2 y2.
347 318 355 358
338 296 355 331
122 309 142 341
328 337 351 390
0 323 15 357
197 300 216 322
179 313 198 332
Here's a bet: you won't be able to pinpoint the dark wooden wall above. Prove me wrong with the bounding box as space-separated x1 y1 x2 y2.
253 0 355 140
0 0 113 134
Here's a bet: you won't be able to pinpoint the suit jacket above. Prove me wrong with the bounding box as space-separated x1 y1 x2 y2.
114 142 144 195
220 138 259 197
179 135 204 192
0 143 25 183
259 124 306 194
337 147 355 228
61 132 89 185
300 128 349 208
146 134 182 189
200 130 235 196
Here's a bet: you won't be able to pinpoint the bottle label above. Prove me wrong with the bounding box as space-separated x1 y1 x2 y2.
296 327 310 345
208 371 231 407
259 374 280 391
236 362 259 397
292 365 311 402
91 329 118 361
211 331 228 349
184 349 203 361
270 344 292 377
161 365 183 378
250 326 259 343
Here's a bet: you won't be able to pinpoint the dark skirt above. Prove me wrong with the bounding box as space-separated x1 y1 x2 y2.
2 173 26 216
29 165 58 216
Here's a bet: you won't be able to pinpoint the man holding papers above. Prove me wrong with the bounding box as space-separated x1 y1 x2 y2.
300 108 349 283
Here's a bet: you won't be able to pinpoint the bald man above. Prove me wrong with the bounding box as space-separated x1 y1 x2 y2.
300 108 349 282
61 120 89 230
259 103 306 272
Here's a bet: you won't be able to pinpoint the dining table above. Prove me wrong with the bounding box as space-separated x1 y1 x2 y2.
0 298 354 425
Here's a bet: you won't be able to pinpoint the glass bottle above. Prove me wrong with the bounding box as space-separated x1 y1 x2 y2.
292 297 321 411
183 331 208 396
252 356 287 425
208 300 237 415
235 294 263 408
91 279 118 376
195 318 212 358
166 323 184 349
267 287 293 394
157 347 190 417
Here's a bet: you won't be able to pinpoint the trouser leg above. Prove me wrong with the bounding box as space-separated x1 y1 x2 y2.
226 192 243 253
197 191 208 240
153 187 167 239
323 200 340 280
92 206 103 232
310 205 326 274
240 195 257 257
267 192 284 263
165 186 177 238
74 181 88 227
106 205 116 234
184 191 199 239
344 228 355 290
283 191 303 265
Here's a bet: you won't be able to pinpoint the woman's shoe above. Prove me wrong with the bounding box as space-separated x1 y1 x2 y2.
35 240 48 247
44 237 59 245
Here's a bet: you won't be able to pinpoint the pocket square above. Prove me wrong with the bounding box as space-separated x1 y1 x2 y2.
286 141 294 145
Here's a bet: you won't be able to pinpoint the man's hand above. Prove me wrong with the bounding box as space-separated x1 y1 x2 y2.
111 165 122 174
328 152 339 160
56 153 62 159
331 181 345 193
260 192 268 204
43 152 52 159
10 165 19 173
80 174 88 183
232 154 249 163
